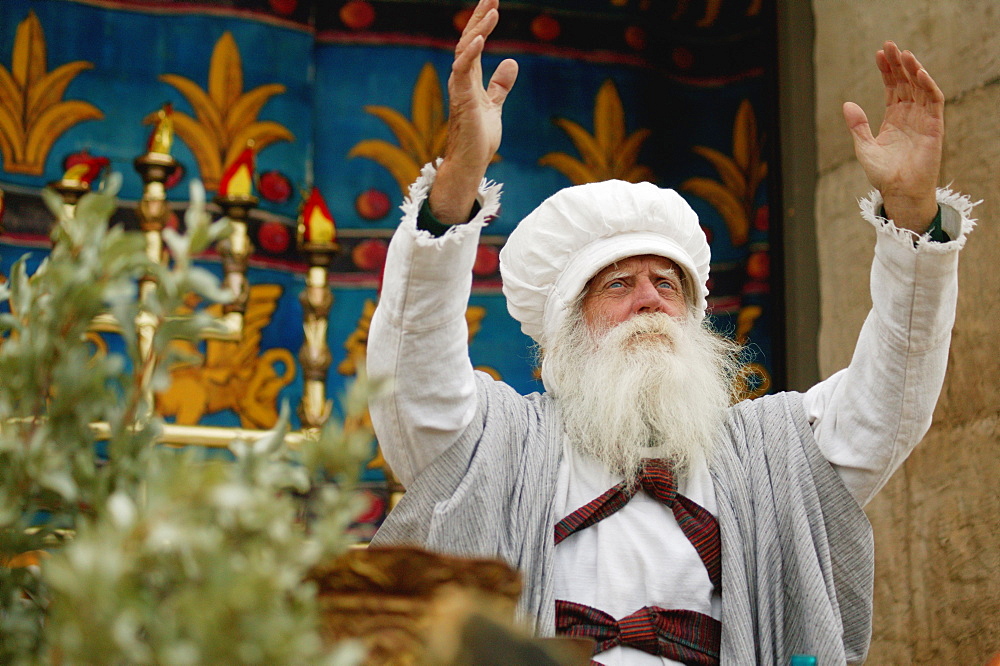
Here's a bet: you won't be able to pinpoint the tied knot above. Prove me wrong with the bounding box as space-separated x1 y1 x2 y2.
637 458 678 506
555 599 720 665
554 458 721 589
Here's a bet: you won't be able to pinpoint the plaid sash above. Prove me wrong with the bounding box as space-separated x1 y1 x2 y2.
555 599 721 666
554 458 722 664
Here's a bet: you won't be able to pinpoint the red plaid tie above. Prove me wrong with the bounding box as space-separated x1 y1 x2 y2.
554 458 722 664
553 458 721 588
555 599 720 666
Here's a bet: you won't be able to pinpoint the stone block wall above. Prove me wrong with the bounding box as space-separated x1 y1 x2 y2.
812 1 999 662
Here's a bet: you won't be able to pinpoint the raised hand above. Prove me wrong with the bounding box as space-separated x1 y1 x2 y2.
429 0 518 224
843 41 944 232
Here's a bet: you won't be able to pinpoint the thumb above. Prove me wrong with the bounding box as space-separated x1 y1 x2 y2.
486 58 519 106
842 101 875 149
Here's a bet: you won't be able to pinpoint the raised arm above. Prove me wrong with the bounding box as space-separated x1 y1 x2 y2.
842 41 944 230
807 43 975 505
429 0 518 223
366 0 519 486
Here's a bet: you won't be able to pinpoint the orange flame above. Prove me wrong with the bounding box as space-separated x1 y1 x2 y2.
218 146 255 197
61 156 110 187
298 187 336 245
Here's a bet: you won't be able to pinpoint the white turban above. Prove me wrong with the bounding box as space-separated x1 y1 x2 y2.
499 179 710 349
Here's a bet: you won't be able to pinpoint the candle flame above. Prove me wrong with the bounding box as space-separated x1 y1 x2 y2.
299 187 336 245
61 156 110 187
218 146 255 198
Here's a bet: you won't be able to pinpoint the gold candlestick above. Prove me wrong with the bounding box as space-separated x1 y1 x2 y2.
214 193 256 336
131 150 180 417
214 144 258 336
297 187 339 431
298 257 335 430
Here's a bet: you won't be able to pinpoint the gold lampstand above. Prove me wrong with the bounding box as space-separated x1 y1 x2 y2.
298 242 338 431
214 192 256 339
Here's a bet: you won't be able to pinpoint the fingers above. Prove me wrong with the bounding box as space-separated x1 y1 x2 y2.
879 41 944 108
454 33 486 75
902 50 945 105
456 0 499 57
882 41 912 103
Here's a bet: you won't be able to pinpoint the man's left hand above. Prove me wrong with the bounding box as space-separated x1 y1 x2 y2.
843 41 944 232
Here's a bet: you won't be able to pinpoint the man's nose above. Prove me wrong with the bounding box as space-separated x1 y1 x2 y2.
632 279 664 313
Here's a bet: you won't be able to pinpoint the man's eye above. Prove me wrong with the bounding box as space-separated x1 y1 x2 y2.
657 280 676 290
606 280 626 289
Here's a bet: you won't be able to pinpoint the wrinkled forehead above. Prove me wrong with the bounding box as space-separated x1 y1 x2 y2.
582 254 688 296
588 254 684 281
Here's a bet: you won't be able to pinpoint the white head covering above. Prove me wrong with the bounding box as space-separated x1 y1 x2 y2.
499 179 710 349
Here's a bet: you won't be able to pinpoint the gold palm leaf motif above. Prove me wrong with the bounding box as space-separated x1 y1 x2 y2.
0 11 103 175
539 79 655 185
155 32 293 191
348 62 458 196
681 99 767 247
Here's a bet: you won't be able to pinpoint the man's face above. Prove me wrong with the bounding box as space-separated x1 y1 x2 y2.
580 254 688 334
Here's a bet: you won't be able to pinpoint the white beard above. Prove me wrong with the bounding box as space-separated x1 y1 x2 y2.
543 311 742 486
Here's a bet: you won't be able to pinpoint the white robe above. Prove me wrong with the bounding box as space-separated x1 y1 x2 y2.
368 163 976 664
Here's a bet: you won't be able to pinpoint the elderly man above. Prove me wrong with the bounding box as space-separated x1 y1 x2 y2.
367 1 976 664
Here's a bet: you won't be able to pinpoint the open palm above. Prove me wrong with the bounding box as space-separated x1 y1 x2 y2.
843 41 943 229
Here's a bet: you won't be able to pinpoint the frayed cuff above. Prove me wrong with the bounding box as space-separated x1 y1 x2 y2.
860 187 979 254
399 158 503 247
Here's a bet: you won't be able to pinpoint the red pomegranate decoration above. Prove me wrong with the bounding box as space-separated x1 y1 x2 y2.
258 221 291 254
352 238 389 272
746 251 770 281
672 46 694 70
268 0 298 16
531 14 561 42
624 26 647 51
453 8 473 33
355 188 391 221
259 170 293 203
753 204 770 232
340 1 376 30
473 245 500 276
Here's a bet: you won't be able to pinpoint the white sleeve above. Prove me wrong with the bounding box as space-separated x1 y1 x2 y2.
802 188 977 506
366 162 503 487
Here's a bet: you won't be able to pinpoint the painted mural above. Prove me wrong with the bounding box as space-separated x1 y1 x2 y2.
0 0 780 536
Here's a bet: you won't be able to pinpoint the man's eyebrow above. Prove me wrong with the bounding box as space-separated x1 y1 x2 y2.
651 266 681 281
598 267 631 283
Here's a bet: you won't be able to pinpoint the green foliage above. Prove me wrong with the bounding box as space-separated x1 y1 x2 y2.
0 178 372 664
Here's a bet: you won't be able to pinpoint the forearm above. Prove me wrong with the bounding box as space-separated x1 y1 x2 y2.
804 187 977 505
367 162 502 486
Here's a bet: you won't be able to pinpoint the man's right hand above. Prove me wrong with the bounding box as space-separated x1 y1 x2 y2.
429 0 518 225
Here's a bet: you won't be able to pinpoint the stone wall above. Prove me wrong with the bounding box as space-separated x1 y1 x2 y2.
812 1 999 662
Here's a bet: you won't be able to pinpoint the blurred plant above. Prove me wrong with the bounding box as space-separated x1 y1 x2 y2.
0 175 373 664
